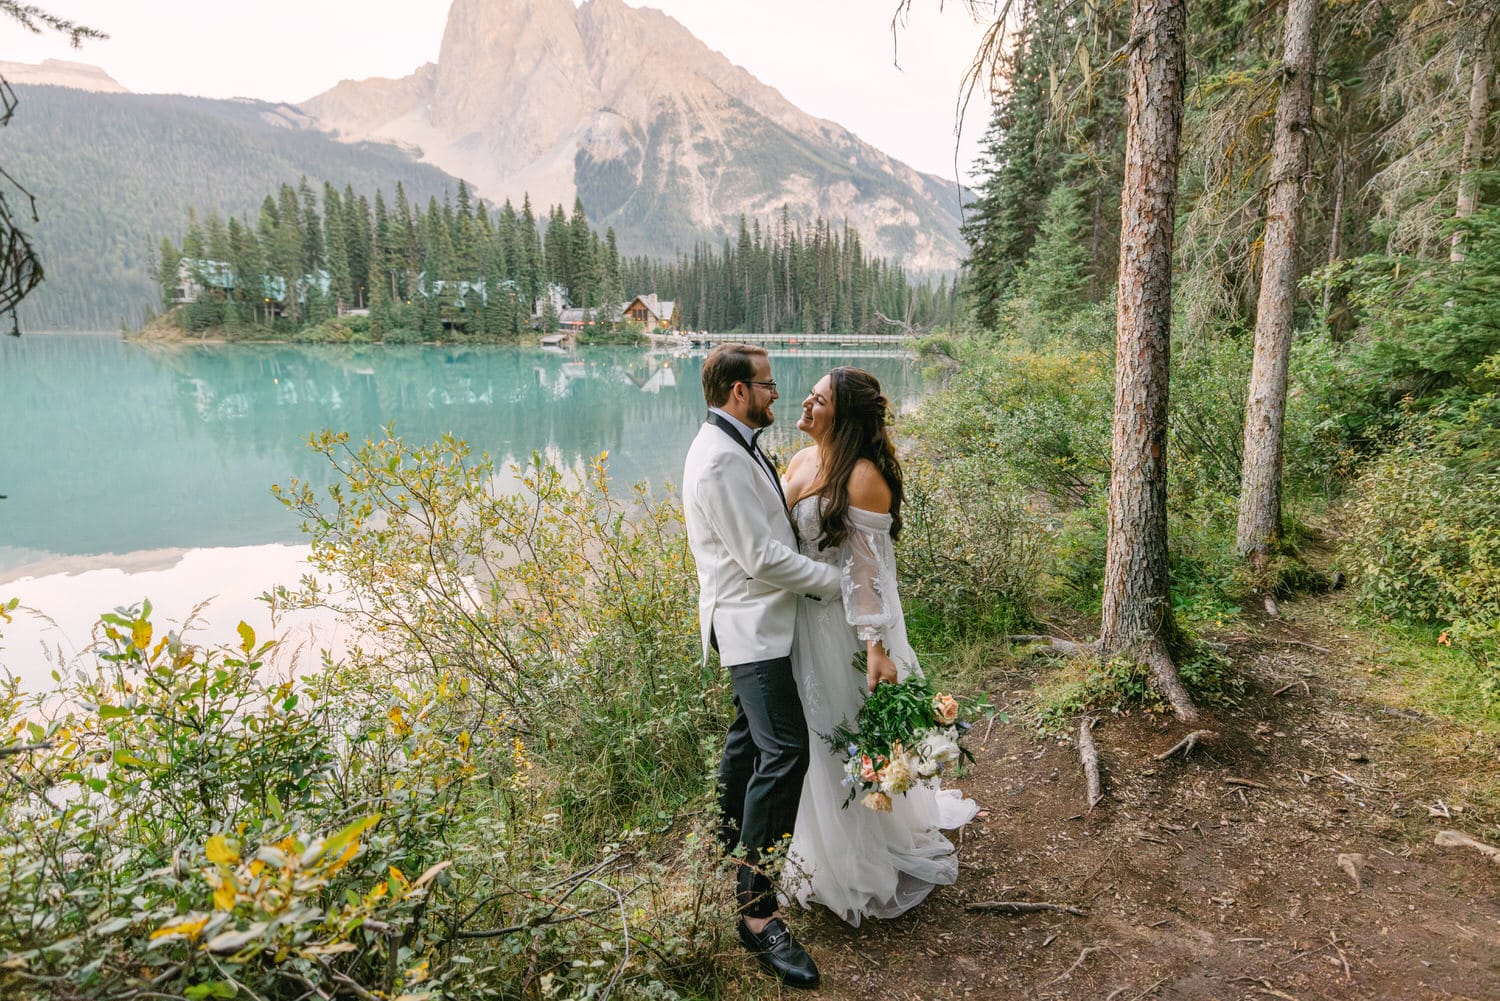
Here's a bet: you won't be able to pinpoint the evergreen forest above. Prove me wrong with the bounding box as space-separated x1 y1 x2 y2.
156 180 957 341
4 85 463 330
6 0 1500 997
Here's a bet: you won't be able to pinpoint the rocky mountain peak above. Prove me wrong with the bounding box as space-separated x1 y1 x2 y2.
302 0 965 269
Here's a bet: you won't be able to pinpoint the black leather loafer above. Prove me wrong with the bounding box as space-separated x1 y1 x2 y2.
738 917 820 989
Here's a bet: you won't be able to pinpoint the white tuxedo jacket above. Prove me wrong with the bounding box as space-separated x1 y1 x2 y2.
683 418 841 665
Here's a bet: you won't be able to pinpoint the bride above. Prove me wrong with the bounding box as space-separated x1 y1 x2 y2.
779 366 979 927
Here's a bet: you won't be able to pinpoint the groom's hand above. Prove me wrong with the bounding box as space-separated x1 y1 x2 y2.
866 648 898 693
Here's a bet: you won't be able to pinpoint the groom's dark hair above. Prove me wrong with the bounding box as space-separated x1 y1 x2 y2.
701 343 769 406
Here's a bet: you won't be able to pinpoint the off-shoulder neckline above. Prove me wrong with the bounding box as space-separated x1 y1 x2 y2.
789 496 891 518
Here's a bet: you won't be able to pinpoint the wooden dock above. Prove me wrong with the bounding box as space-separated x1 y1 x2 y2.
689 332 909 348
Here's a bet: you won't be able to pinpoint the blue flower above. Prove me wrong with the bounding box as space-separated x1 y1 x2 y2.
847 744 859 756
841 775 856 788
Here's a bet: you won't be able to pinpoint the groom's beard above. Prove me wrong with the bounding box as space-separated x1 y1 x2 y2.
746 399 774 429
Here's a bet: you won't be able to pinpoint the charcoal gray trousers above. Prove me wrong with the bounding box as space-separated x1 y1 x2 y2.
717 655 810 919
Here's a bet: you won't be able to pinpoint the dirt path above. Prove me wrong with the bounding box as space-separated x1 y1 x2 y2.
751 595 1500 1000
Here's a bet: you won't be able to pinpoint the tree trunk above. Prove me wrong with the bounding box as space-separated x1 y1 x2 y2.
1099 0 1196 721
1236 0 1320 565
1322 137 1344 317
1450 46 1492 263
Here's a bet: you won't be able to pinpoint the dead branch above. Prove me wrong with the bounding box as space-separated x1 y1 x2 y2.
1008 634 1097 657
1079 718 1104 809
1154 729 1217 761
1225 777 1270 790
965 899 1087 916
1435 830 1500 865
1271 679 1311 697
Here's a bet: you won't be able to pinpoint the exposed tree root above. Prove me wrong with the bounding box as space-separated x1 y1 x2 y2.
1154 729 1216 761
1435 830 1500 866
1139 637 1200 722
1046 943 1113 986
1012 633 1199 722
1079 718 1104 809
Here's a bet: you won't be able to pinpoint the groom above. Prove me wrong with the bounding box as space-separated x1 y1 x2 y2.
683 343 841 989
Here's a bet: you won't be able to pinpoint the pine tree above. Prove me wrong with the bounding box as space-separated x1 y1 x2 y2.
962 16 1059 330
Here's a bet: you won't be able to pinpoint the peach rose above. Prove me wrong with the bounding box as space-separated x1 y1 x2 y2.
862 791 893 812
932 693 960 725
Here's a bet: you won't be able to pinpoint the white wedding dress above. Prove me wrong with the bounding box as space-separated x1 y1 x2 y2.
785 497 980 926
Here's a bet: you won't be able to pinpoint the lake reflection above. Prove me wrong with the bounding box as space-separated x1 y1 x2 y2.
0 334 923 689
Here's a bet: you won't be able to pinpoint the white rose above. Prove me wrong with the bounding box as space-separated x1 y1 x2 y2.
915 730 961 774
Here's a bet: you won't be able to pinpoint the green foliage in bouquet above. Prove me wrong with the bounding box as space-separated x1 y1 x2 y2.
823 656 995 810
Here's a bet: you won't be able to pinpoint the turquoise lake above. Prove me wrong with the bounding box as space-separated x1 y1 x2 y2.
0 334 923 688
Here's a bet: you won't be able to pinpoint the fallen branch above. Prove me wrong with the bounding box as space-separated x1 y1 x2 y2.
1271 679 1310 697
965 900 1086 916
1435 830 1500 866
1008 634 1096 658
1079 718 1104 809
1154 729 1216 761
1225 777 1270 790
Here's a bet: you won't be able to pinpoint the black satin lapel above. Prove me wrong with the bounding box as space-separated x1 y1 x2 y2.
703 414 796 532
707 411 752 452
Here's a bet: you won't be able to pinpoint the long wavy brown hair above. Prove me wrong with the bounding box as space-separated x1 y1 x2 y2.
815 367 903 550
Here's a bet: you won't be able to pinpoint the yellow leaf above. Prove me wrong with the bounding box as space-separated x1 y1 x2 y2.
151 916 208 940
206 835 240 865
213 880 237 911
131 621 152 650
237 621 255 653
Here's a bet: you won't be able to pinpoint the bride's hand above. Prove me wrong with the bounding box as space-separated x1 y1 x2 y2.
866 646 898 693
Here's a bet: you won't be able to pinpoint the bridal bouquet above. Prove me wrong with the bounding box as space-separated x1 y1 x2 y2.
825 666 989 811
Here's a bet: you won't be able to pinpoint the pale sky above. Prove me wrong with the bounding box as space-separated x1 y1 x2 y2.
2 0 999 185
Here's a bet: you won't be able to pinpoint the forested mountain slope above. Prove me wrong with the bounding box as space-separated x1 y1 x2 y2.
6 85 461 329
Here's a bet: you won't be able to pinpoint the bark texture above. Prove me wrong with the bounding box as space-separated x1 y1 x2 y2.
1236 0 1320 562
1099 0 1196 720
1450 46 1492 263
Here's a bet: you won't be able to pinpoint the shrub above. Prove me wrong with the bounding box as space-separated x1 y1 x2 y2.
0 440 739 998
899 452 1048 645
272 432 717 849
1342 438 1500 682
902 341 1113 506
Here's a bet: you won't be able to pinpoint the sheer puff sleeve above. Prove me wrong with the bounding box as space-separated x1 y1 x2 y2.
840 506 903 646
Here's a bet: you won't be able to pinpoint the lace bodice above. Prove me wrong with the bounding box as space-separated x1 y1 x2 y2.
791 496 902 646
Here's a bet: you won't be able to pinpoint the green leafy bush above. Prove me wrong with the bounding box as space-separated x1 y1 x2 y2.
1342 437 1500 682
899 451 1048 645
0 440 741 998
902 342 1113 505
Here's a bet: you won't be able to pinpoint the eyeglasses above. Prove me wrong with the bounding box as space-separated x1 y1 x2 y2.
740 380 777 391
